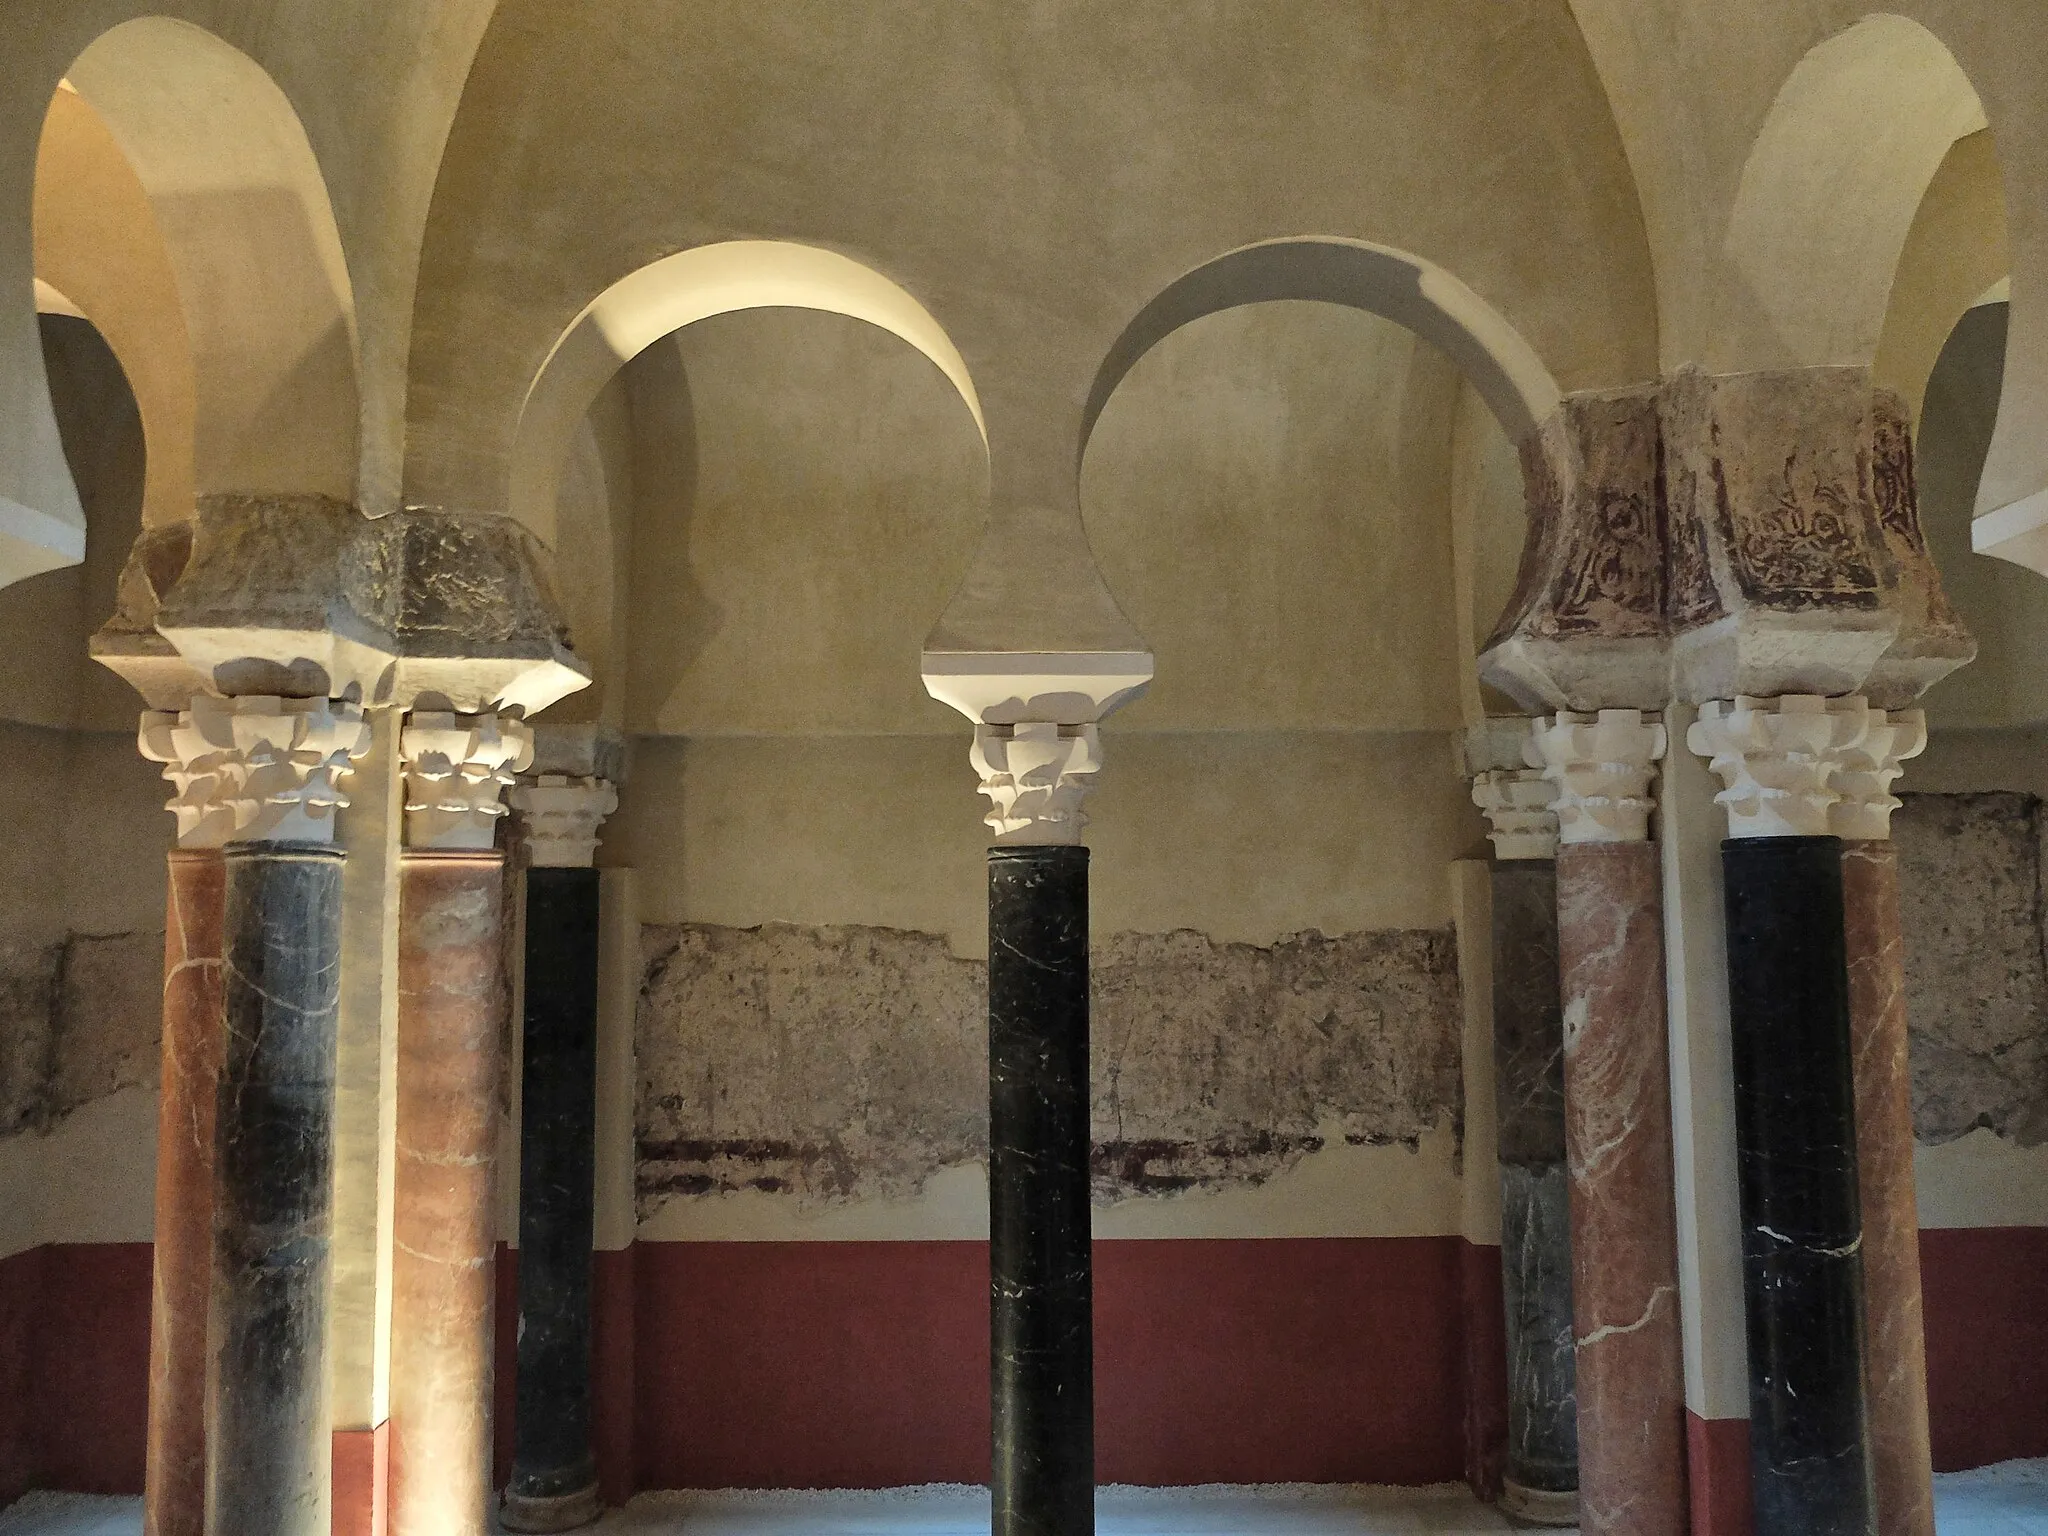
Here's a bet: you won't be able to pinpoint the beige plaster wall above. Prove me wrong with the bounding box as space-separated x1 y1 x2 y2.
406 0 1657 536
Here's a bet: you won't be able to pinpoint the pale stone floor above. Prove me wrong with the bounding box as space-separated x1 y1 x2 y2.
5 1462 2047 1535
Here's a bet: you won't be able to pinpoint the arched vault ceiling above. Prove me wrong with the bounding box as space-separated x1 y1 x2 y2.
404 0 1658 521
1 0 501 522
1562 0 2048 517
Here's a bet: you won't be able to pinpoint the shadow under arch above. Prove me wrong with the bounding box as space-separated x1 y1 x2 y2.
1079 237 1563 477
510 240 987 549
58 17 359 510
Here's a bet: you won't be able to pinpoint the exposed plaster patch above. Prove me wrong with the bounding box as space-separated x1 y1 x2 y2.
0 931 162 1138
635 921 1461 1217
1896 792 2048 1146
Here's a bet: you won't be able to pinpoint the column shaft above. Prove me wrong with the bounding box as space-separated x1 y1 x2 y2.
1489 860 1578 1524
390 852 506 1536
209 845 343 1536
146 850 224 1536
1723 836 1875 1535
1842 842 1934 1536
505 866 602 1530
989 845 1093 1536
1557 842 1686 1536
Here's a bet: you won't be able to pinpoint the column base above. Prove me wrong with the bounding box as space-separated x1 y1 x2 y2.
500 1483 603 1532
1499 1479 1579 1527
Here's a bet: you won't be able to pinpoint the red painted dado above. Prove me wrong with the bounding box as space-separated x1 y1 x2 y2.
1687 1412 1755 1536
5 1229 2047 1505
1093 1238 1474 1486
0 1243 152 1501
331 1420 389 1536
1922 1226 2048 1472
0 1246 41 1506
631 1237 1483 1490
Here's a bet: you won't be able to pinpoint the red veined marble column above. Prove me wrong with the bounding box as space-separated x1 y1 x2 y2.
144 848 225 1536
1838 711 1934 1536
388 713 529 1536
1531 710 1688 1536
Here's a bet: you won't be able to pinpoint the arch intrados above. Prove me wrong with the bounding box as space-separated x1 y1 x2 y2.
1079 238 1562 475
55 16 359 504
510 240 986 546
1715 14 1987 374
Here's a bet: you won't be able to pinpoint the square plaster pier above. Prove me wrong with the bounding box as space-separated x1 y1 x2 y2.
5 1467 2048 1535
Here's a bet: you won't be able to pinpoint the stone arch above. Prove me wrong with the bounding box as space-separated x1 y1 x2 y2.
63 19 359 507
1079 237 1562 471
3 18 359 592
509 240 986 549
1076 236 1567 722
1712 14 1988 377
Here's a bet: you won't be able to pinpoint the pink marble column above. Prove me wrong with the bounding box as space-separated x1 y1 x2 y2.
1534 711 1687 1536
1843 842 1932 1536
390 850 506 1536
144 849 224 1536
1836 702 1935 1536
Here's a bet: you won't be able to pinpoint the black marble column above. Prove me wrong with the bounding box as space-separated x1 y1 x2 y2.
504 867 603 1531
1722 835 1876 1536
988 845 1093 1536
1489 861 1579 1523
209 844 344 1536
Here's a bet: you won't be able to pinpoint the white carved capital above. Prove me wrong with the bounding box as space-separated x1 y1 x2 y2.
972 722 1101 845
1472 770 1558 860
922 649 1151 842
399 711 535 850
141 695 371 846
1686 695 1871 839
507 774 619 868
1829 703 1926 841
1526 709 1667 844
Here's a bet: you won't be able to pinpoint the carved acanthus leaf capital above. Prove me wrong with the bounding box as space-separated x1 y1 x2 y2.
400 711 535 850
1828 703 1926 841
1686 694 1872 839
507 774 619 867
1526 709 1667 844
141 695 372 846
972 722 1101 845
1472 770 1558 861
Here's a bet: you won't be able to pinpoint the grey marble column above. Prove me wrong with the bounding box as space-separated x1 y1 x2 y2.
1490 861 1579 1525
209 843 344 1536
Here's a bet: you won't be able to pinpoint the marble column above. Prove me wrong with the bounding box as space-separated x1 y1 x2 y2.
502 775 618 1533
1528 710 1687 1536
1835 710 1934 1536
1691 695 1878 1536
389 712 531 1536
137 707 240 1536
980 724 1099 1536
922 649 1151 1536
1471 744 1578 1528
205 696 370 1536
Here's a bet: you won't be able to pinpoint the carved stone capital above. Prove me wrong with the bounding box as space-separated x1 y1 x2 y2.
93 497 591 714
1686 695 1870 840
507 774 619 868
1472 769 1559 860
1480 388 1670 712
141 694 371 846
1829 703 1926 842
1526 708 1667 845
971 722 1101 845
399 711 535 850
